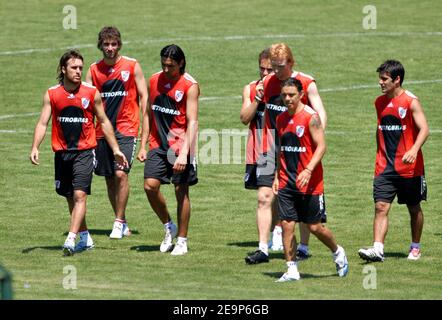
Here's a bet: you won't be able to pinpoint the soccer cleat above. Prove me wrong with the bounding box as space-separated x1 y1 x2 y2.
296 249 310 261
358 247 384 262
407 247 421 260
109 221 124 239
171 241 188 256
62 243 75 256
333 247 349 277
160 223 178 253
275 272 301 282
245 250 269 264
122 223 132 237
74 239 95 252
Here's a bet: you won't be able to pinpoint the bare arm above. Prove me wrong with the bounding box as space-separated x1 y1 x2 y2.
93 90 128 168
173 83 199 173
85 68 93 85
307 81 327 129
134 62 149 162
30 91 52 165
297 114 326 188
402 98 430 164
240 82 262 125
137 83 151 162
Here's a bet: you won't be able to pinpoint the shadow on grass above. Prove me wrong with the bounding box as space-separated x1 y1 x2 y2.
227 241 257 248
21 246 61 254
264 272 335 280
62 229 140 236
130 245 159 252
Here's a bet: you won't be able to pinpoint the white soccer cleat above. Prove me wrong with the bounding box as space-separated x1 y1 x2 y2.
62 242 75 256
407 247 421 260
333 246 349 277
160 223 178 253
275 272 301 282
122 223 132 237
74 237 95 252
358 247 384 262
171 241 188 256
109 221 124 239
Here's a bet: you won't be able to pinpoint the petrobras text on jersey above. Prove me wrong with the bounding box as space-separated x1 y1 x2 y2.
281 145 306 153
57 116 88 123
152 104 181 115
378 124 407 131
266 103 287 112
101 91 128 98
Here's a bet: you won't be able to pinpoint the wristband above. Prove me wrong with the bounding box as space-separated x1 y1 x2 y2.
254 95 262 102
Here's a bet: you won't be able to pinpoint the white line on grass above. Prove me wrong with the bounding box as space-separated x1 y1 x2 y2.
2 31 442 56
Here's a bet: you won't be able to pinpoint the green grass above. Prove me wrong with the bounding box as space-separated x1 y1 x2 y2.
1 0 442 300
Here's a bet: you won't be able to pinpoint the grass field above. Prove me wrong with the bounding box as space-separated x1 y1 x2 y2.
1 0 441 300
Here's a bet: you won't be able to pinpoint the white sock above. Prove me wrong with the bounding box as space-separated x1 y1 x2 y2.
66 232 76 244
411 242 420 249
298 243 309 254
164 221 174 229
177 237 187 245
273 225 282 234
333 245 343 256
374 242 384 254
259 242 269 255
287 261 298 274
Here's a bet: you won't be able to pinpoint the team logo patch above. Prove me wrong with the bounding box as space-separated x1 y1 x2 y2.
398 107 407 119
121 71 130 82
175 90 184 102
81 98 90 109
296 125 305 137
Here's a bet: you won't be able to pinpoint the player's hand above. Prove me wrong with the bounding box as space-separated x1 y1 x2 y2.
137 148 147 162
402 148 418 164
296 169 312 189
114 150 129 169
173 153 187 174
272 178 279 195
255 80 264 102
30 148 39 165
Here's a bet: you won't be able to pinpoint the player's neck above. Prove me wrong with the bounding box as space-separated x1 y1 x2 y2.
62 78 81 93
103 54 121 66
387 87 404 99
288 103 304 115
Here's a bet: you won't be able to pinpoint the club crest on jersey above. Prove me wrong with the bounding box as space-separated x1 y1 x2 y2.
121 71 130 82
296 125 305 137
398 107 407 119
175 90 184 102
81 98 90 109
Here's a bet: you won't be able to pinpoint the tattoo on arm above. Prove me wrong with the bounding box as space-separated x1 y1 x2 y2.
311 114 322 129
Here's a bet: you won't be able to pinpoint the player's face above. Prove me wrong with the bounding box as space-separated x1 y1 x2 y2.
102 38 120 59
271 58 292 81
259 58 273 79
161 57 182 80
63 58 83 84
281 85 303 112
378 72 398 94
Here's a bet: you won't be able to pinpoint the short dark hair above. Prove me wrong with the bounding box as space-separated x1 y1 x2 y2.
160 44 186 74
57 49 83 83
281 77 303 93
97 26 122 51
258 48 271 63
377 59 405 85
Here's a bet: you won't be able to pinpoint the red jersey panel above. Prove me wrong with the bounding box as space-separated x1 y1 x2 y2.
245 80 266 164
374 90 424 178
48 82 97 152
276 106 324 195
148 71 198 154
89 56 140 138
262 71 315 155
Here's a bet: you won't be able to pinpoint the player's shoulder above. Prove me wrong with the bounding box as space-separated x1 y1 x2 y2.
404 90 418 100
121 55 137 62
297 72 315 81
89 59 103 68
183 72 198 84
304 105 317 115
81 81 96 89
48 84 61 91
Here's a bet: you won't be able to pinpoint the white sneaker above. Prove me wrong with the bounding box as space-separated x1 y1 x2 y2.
109 221 124 239
62 242 75 256
74 236 95 252
122 223 132 237
160 223 178 252
270 228 283 251
333 246 349 277
407 247 421 260
358 247 384 262
171 241 188 255
275 272 300 282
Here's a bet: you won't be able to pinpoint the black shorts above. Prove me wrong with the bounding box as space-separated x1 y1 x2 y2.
94 135 137 176
54 149 95 197
144 148 198 186
244 164 274 189
373 175 427 205
277 188 327 224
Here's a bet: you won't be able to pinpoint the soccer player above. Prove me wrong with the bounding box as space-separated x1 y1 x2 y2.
241 49 284 263
30 49 128 256
86 26 148 239
273 78 348 281
245 43 327 264
137 44 199 255
358 60 429 262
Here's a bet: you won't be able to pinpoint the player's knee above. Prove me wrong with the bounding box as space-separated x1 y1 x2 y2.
307 223 320 234
257 190 272 209
144 180 160 194
375 202 390 216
